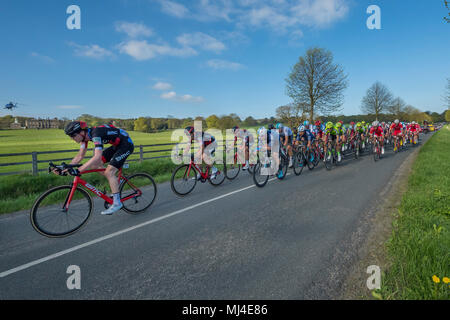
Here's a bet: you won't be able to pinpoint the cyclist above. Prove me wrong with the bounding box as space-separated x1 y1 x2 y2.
323 121 337 161
334 122 345 162
232 126 255 170
296 125 315 163
390 119 403 151
409 121 420 144
369 120 385 155
62 121 134 215
184 126 218 180
276 123 294 168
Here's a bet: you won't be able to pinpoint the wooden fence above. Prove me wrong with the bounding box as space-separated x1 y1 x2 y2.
0 142 231 176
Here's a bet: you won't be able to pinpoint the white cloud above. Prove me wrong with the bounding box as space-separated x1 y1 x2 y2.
160 91 204 103
290 0 349 27
68 42 115 59
176 32 226 53
115 21 154 38
117 40 197 60
206 59 244 71
153 82 173 90
158 0 189 18
30 52 55 64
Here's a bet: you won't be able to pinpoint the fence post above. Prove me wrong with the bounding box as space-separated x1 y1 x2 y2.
140 145 144 163
32 152 38 175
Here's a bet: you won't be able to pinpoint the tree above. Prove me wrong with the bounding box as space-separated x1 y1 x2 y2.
243 116 257 127
206 115 220 129
444 0 450 23
134 117 149 132
445 109 450 122
446 78 450 108
275 103 303 129
388 97 406 117
361 82 393 120
286 47 348 122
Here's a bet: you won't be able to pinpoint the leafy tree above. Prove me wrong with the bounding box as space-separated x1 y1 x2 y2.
286 47 348 122
206 115 220 129
134 117 149 132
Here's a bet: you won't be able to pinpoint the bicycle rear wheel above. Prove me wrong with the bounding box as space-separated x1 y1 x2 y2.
277 154 288 180
30 185 92 238
171 164 197 196
225 162 240 180
209 165 226 186
120 173 157 214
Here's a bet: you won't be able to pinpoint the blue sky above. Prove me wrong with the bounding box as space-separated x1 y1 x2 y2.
0 0 449 120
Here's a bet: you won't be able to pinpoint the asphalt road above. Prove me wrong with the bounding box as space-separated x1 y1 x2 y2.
0 133 432 299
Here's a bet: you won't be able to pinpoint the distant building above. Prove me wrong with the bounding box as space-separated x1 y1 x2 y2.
25 118 62 129
10 118 23 129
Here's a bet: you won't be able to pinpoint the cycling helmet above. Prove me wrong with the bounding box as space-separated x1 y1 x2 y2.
185 126 194 134
350 121 355 126
64 121 87 136
326 122 333 129
394 119 399 124
232 125 239 132
372 120 379 127
412 121 415 124
361 121 366 125
268 124 275 130
276 123 283 129
298 125 305 132
335 122 342 128
303 120 309 126
315 120 321 126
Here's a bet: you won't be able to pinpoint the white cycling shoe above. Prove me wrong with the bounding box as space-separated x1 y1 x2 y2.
101 202 123 215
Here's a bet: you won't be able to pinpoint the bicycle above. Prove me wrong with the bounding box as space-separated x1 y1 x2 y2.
224 145 256 180
292 142 314 176
170 157 226 196
324 137 341 170
30 162 157 238
252 146 289 188
372 137 382 161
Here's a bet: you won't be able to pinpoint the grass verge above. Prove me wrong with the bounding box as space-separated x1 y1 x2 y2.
378 126 450 299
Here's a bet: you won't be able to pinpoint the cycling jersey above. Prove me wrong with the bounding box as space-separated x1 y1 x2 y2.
83 124 134 169
234 129 255 146
390 123 403 132
370 126 384 137
279 126 293 145
334 126 344 136
410 124 419 132
297 129 315 143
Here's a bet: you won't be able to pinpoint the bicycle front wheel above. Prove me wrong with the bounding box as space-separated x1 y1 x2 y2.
30 185 92 238
171 164 197 196
225 162 240 180
120 173 157 214
209 165 226 186
253 161 269 187
293 152 305 176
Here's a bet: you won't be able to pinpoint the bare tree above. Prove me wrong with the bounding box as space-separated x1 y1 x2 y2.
361 81 393 120
275 103 305 128
388 97 406 117
444 0 450 23
286 47 348 122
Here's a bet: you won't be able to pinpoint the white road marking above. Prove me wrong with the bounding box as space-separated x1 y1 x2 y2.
1 175 281 278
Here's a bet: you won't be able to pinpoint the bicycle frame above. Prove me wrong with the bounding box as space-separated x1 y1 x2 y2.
64 168 141 210
186 160 211 180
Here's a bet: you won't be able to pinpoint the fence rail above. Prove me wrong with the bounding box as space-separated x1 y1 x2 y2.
0 141 231 176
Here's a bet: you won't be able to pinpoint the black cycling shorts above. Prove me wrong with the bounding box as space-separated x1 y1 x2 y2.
101 142 134 169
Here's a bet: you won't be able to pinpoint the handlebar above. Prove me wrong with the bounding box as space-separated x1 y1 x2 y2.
49 162 82 176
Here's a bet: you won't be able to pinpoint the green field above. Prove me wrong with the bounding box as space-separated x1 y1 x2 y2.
0 129 185 175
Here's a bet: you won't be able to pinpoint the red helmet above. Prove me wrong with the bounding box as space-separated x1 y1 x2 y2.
350 121 355 126
315 120 321 126
339 120 344 124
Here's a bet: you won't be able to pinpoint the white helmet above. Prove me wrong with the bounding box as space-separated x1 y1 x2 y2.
372 121 379 127
394 119 399 124
257 127 266 135
298 125 305 132
412 121 415 124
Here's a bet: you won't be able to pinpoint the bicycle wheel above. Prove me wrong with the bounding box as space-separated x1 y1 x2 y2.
120 173 157 214
225 162 240 180
171 164 197 196
373 144 380 161
293 151 305 176
209 165 226 186
277 154 288 180
306 150 315 170
253 161 269 187
30 185 92 238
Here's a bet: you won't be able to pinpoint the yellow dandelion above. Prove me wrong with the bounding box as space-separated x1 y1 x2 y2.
432 275 440 283
443 277 450 284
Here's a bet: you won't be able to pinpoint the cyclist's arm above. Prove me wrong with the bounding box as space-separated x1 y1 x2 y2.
79 148 104 172
69 142 89 166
